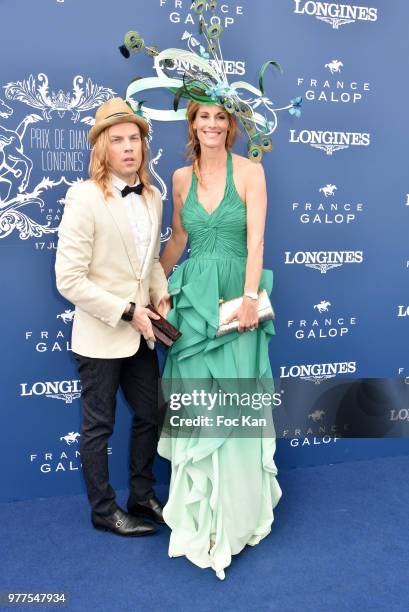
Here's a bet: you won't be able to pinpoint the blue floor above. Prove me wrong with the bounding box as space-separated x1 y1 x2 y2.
1 455 408 612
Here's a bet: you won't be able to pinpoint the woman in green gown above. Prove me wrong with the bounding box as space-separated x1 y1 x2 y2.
158 101 281 580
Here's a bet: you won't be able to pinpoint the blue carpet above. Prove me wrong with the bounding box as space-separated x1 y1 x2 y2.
1 455 408 612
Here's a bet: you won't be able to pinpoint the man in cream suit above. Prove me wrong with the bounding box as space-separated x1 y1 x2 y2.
55 98 169 536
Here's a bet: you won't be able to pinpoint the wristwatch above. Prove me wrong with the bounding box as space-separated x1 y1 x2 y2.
244 291 258 301
121 302 136 322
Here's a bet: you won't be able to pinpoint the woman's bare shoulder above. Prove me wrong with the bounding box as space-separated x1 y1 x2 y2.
172 165 193 208
231 153 265 178
173 165 193 186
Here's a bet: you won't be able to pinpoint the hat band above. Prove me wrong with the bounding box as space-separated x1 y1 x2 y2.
104 111 133 120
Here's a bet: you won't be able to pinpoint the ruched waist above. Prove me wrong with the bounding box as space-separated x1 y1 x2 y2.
187 254 247 261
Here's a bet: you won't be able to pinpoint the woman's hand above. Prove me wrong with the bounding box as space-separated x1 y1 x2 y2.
157 292 172 318
223 296 259 332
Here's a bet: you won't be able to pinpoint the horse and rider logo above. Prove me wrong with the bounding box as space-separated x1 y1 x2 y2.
0 100 42 200
60 431 80 445
319 184 337 198
325 60 344 74
314 300 332 313
57 309 75 324
308 410 325 421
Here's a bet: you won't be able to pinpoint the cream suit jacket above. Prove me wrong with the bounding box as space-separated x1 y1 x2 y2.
55 178 168 358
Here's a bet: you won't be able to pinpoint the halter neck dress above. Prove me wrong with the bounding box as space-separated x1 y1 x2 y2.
158 152 281 578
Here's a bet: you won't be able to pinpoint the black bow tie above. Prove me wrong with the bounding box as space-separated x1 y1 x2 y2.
121 183 143 198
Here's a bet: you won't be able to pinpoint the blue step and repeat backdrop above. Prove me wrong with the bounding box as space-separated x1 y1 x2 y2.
1 0 408 502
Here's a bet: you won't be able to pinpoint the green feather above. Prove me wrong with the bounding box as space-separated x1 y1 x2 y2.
173 86 187 112
261 137 273 152
171 81 210 111
247 143 263 162
146 45 159 57
258 60 283 95
192 0 205 14
207 22 223 40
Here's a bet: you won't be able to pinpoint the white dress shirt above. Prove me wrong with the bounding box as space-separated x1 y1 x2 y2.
111 174 152 271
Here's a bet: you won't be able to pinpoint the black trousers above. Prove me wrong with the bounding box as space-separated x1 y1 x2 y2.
74 338 160 516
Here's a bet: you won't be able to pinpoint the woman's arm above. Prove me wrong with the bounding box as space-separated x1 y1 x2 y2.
244 161 267 294
224 161 267 331
159 168 189 276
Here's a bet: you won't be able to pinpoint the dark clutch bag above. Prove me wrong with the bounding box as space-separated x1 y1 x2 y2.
146 304 182 348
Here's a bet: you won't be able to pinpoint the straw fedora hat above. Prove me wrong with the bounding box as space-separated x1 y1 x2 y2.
88 97 149 145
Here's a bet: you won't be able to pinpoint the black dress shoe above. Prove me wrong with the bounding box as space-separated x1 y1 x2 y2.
91 507 156 537
128 496 165 525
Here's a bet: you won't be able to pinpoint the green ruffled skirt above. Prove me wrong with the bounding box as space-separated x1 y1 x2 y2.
158 256 281 577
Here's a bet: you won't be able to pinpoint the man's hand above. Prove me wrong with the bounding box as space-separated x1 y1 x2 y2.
130 306 160 342
157 292 172 318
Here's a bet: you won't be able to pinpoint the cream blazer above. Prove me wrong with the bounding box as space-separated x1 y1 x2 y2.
55 179 168 358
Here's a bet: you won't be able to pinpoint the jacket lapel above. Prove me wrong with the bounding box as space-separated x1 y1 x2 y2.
105 186 141 278
141 188 158 279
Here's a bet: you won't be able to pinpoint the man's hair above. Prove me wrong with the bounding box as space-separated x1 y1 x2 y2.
88 125 153 198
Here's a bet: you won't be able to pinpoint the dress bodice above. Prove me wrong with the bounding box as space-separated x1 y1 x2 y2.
181 152 247 259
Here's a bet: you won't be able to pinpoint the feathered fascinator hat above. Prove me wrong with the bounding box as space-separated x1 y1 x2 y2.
119 0 301 162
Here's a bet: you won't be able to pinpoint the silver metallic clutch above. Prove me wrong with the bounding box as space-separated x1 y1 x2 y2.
216 289 275 337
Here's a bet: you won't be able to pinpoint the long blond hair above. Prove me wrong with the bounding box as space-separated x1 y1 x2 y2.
88 126 153 199
186 101 238 184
